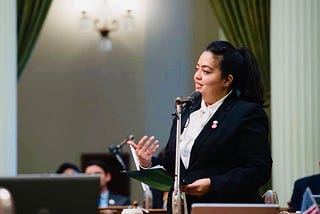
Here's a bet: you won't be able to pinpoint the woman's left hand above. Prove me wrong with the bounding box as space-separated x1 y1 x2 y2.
180 178 211 197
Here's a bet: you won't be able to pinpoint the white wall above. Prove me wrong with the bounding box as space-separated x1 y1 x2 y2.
271 0 320 206
0 0 17 176
18 0 218 203
144 0 219 144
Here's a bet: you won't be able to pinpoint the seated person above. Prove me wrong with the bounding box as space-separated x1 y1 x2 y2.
56 162 80 174
83 160 131 208
289 160 320 211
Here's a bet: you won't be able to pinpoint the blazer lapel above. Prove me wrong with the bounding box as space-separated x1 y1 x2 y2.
188 92 239 164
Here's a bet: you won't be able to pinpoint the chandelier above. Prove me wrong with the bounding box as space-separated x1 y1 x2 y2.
74 0 136 52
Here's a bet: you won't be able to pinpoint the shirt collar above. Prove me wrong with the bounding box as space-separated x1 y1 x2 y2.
200 90 233 111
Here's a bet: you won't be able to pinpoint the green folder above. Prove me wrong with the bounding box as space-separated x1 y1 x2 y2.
122 166 174 192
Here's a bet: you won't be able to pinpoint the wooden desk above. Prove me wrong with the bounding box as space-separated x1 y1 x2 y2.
147 209 167 214
98 206 167 214
98 207 298 214
98 206 127 214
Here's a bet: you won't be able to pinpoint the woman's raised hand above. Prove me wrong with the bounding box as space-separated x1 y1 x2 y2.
127 136 159 168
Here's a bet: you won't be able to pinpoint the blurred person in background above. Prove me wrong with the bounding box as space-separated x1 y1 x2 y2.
84 159 131 208
56 162 80 174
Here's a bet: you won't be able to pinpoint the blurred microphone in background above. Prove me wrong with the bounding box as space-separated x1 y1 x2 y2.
108 135 134 170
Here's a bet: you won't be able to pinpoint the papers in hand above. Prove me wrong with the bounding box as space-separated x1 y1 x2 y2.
122 165 173 192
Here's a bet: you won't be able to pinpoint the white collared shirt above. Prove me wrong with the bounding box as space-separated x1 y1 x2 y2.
179 91 232 168
98 190 109 208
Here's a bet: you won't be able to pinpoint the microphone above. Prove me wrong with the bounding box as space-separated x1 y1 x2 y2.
108 134 134 170
175 91 202 105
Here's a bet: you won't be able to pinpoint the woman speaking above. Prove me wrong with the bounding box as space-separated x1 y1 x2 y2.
128 40 272 213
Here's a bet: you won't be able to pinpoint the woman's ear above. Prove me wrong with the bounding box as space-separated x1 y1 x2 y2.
224 74 234 86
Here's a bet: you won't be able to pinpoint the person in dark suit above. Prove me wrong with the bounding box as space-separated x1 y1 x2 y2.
128 40 272 213
83 160 131 208
289 160 320 212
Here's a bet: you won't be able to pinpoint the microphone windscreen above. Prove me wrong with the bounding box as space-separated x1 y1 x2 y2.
190 91 202 102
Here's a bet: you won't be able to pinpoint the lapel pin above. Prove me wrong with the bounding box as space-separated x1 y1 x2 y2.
211 120 218 129
109 199 115 205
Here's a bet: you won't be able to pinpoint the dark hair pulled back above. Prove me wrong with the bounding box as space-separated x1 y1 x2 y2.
205 40 264 106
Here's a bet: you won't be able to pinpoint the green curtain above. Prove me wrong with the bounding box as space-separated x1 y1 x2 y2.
17 0 52 80
210 0 270 99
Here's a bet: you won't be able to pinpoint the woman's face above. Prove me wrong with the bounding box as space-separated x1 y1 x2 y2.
194 51 230 105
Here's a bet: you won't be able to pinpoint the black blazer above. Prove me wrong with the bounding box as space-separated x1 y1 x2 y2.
153 92 272 212
290 173 320 211
108 192 131 206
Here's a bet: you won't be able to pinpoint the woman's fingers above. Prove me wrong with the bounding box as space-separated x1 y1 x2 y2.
128 135 159 168
180 178 211 197
127 140 137 149
149 140 159 154
136 136 158 153
141 136 154 152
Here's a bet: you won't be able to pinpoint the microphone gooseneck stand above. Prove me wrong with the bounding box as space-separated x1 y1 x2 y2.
108 134 134 170
172 101 182 214
172 100 188 214
172 91 201 214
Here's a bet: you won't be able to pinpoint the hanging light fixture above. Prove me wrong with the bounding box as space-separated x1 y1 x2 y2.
74 0 136 52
